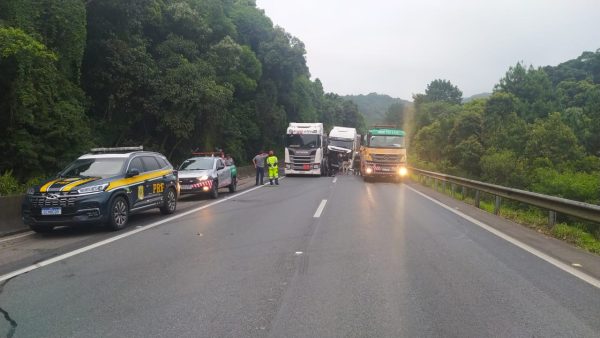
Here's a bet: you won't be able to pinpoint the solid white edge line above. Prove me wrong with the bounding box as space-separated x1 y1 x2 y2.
406 185 600 289
313 199 327 218
0 231 35 244
0 180 276 283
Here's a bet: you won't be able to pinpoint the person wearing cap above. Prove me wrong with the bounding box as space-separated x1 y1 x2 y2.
266 150 279 185
253 150 267 185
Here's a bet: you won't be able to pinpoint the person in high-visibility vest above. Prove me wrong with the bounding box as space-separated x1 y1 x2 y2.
266 150 279 185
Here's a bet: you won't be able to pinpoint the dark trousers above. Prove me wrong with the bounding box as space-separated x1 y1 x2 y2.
255 167 264 185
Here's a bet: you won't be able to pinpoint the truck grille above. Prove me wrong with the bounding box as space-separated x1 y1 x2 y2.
29 194 78 208
290 155 316 170
371 154 404 163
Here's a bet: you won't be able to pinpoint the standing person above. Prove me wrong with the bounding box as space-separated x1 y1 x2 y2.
253 150 267 186
266 150 279 185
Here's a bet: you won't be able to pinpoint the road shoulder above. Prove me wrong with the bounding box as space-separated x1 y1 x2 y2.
406 181 600 281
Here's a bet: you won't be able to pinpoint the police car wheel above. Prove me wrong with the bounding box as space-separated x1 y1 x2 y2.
30 224 54 233
160 188 177 214
210 180 219 199
108 196 129 230
228 177 237 193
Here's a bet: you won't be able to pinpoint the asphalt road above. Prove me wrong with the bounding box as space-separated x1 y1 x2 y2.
1 175 599 337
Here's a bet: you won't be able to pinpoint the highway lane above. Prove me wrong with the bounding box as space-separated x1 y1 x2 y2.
0 177 257 277
1 175 600 337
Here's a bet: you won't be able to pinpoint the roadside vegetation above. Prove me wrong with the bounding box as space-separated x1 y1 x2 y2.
408 54 600 252
0 0 366 195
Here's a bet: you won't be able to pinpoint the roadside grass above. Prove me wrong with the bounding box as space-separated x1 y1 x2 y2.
410 174 600 254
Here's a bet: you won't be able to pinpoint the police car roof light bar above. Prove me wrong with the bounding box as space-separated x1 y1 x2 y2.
191 151 224 158
90 146 144 154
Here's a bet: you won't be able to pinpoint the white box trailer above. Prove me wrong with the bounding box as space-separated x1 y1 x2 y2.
284 123 327 176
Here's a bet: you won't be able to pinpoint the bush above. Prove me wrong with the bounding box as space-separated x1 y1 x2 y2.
552 223 600 254
0 170 21 196
531 168 600 204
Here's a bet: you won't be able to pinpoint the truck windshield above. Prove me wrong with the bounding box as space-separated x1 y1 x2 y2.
329 138 353 149
286 134 320 148
368 135 405 148
60 158 126 178
180 158 214 170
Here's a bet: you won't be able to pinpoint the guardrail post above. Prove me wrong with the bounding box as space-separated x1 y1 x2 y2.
451 183 455 197
548 211 557 228
442 181 446 194
474 190 480 208
461 186 466 200
494 196 501 215
434 178 438 191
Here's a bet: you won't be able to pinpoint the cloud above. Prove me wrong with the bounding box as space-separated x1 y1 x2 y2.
257 0 600 99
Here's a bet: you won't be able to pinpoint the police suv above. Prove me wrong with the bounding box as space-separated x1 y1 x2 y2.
22 147 179 233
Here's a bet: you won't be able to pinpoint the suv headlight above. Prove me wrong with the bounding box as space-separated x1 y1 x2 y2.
199 175 209 181
77 183 109 194
26 187 35 195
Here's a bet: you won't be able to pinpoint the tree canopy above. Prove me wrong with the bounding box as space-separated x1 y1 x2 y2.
0 0 367 183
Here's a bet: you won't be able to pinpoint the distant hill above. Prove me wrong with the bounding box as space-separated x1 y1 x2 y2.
463 92 491 103
344 93 411 124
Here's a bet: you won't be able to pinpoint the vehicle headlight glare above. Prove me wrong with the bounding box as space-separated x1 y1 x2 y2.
77 183 109 194
365 167 373 174
399 167 408 176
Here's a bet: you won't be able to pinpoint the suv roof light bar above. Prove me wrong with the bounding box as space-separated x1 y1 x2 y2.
90 146 144 154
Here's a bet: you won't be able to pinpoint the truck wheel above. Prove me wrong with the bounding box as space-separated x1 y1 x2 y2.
228 177 237 193
160 187 177 214
108 196 129 231
30 224 54 233
210 180 219 199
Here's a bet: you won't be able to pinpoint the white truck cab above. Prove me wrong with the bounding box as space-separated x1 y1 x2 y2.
284 123 328 176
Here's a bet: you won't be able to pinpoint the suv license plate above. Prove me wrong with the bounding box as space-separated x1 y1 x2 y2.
180 185 192 190
42 207 62 215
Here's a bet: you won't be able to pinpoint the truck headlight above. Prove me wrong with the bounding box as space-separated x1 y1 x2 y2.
365 167 373 175
399 167 408 176
77 183 109 194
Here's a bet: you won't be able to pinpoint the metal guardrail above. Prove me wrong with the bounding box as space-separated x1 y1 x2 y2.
411 167 600 227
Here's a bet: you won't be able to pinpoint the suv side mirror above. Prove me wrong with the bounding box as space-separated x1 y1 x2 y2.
218 164 225 170
126 168 140 178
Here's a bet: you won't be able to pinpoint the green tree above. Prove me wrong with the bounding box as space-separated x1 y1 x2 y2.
525 112 584 167
424 79 463 104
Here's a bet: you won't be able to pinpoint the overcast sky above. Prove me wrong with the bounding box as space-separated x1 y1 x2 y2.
255 0 600 100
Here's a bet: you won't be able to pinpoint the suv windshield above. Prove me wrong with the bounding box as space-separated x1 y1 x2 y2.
368 135 405 148
180 158 214 170
286 134 320 148
60 158 127 178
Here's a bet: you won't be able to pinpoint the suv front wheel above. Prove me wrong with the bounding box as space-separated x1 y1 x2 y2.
108 196 129 231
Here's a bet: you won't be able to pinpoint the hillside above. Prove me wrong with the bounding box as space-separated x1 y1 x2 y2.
344 93 411 124
463 92 491 102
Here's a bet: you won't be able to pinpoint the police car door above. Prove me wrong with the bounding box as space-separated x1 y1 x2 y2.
128 157 148 209
216 159 230 187
141 156 165 204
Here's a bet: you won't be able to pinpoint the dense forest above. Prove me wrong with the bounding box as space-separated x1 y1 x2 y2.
0 0 366 189
410 50 600 206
